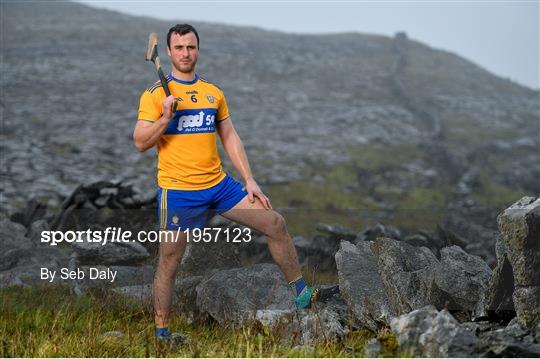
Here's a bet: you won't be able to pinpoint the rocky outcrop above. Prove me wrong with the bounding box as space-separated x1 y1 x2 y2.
0 183 157 290
477 197 540 327
336 236 492 329
434 245 492 310
497 197 540 328
373 238 441 314
335 240 394 331
390 306 479 357
195 263 295 326
391 306 540 358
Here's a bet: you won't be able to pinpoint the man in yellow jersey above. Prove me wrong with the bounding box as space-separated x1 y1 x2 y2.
133 24 316 341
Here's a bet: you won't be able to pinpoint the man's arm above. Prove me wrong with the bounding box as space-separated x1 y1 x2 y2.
216 118 272 209
133 95 176 151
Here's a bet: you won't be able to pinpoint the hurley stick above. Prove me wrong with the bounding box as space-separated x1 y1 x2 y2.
146 32 176 111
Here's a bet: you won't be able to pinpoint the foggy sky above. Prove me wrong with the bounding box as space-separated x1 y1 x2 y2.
77 0 539 90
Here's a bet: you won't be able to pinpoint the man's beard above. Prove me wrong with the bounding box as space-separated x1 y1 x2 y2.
175 60 196 73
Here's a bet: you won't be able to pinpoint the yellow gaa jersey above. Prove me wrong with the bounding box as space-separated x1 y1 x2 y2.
138 73 230 190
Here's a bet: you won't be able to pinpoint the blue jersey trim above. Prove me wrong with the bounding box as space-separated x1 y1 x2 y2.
168 73 199 85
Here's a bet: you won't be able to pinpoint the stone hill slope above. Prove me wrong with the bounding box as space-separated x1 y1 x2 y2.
1 2 538 245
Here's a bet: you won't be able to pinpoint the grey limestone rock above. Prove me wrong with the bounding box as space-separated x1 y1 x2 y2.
390 305 479 357
497 197 540 328
434 245 492 310
180 228 243 277
373 238 439 314
513 286 540 329
497 197 540 287
174 274 212 324
195 263 295 326
479 321 540 357
335 240 394 330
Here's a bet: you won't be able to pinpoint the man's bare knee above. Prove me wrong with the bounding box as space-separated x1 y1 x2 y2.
157 246 183 278
263 212 288 238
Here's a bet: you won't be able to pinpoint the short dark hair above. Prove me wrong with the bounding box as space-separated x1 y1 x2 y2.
167 24 200 49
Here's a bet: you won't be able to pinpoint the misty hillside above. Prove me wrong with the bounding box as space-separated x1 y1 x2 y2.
1 1 538 261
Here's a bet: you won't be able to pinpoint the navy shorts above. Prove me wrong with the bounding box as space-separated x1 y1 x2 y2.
158 174 247 230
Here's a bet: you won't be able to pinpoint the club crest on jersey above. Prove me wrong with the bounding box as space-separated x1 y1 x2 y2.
206 95 215 104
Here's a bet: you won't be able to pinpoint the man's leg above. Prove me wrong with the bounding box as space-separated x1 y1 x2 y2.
153 230 188 333
220 196 301 283
221 196 316 308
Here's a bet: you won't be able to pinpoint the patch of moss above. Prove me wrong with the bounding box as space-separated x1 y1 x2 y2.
474 169 527 211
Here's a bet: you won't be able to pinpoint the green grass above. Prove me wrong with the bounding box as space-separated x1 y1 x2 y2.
263 142 454 236
349 143 422 173
1 285 398 357
474 169 527 211
393 186 451 231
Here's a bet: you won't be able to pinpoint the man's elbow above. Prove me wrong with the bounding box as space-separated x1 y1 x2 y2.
133 136 149 152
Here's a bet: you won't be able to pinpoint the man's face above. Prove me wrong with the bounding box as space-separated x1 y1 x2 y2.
167 32 199 74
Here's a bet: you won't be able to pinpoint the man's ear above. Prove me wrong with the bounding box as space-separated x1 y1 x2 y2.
167 46 171 57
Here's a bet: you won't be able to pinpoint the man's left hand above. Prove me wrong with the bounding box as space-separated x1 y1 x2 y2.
245 178 272 210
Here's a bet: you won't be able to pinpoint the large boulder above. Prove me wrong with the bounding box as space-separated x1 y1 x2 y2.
174 274 213 324
373 237 440 314
195 263 295 326
434 245 492 310
498 197 540 287
335 240 394 330
390 305 479 357
336 236 492 324
497 197 540 328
